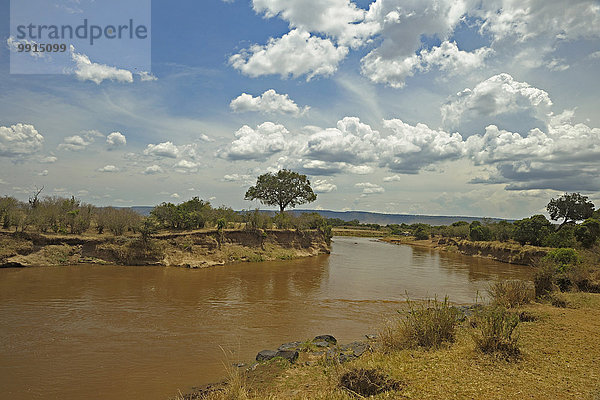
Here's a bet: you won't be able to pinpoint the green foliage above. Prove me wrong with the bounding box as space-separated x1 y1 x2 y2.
151 197 212 230
452 221 469 227
575 218 600 248
487 220 514 242
471 307 520 359
469 221 492 241
244 169 317 213
0 196 25 231
273 211 296 229
414 226 430 240
325 217 347 227
513 214 552 246
547 192 595 227
543 248 581 272
138 218 158 243
542 224 578 248
243 209 272 231
438 223 470 239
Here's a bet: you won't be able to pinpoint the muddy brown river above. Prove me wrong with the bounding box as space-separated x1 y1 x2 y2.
0 237 533 400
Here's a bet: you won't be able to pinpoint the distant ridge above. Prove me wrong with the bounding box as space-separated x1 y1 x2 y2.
131 206 510 226
287 209 510 226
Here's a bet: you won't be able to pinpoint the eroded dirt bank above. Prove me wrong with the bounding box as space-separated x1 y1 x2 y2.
0 229 331 268
381 236 548 265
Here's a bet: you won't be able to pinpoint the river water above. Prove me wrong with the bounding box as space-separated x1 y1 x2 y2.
0 237 533 400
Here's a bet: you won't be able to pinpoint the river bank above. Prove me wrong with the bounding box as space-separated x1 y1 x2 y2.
177 292 600 400
0 229 330 268
381 236 549 265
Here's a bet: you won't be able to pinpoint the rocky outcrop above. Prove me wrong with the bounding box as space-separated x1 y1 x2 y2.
254 335 373 367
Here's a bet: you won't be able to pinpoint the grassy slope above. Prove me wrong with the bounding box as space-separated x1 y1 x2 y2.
189 293 600 399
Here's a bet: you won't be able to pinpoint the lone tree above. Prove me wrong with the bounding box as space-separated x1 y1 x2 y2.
245 169 317 213
547 192 595 229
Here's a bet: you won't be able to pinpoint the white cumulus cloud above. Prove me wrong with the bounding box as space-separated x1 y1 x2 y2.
69 45 134 84
220 122 291 161
144 141 180 158
441 73 553 134
0 123 44 157
106 132 127 150
230 89 309 116
355 182 385 195
229 29 349 81
143 165 164 175
313 179 337 193
98 165 119 173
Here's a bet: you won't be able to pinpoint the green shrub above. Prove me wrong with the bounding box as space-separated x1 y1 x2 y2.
379 298 460 350
542 224 578 248
575 218 600 248
273 211 296 229
414 227 430 240
513 215 552 246
543 248 581 272
487 280 534 308
469 221 492 241
488 221 514 242
471 307 520 359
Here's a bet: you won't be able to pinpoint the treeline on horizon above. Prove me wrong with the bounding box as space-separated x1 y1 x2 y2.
1 191 599 250
0 193 333 236
386 193 600 251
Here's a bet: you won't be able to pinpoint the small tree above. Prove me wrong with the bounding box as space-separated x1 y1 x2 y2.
547 193 595 229
245 169 317 213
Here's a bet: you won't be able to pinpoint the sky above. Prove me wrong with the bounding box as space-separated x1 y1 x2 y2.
1 0 599 219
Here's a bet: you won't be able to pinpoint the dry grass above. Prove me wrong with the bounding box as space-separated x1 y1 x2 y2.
183 293 600 400
488 280 535 308
338 368 402 397
378 298 460 351
470 306 520 359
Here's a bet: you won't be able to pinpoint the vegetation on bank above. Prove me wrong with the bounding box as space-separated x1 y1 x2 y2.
172 192 600 400
179 289 600 400
0 170 335 267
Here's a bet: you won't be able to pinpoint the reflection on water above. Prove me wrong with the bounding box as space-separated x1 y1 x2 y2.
0 236 532 400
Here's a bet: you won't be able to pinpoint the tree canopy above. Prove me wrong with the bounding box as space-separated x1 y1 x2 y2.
245 169 317 213
547 193 595 228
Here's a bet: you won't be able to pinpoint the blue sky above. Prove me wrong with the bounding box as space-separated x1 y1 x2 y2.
1 0 600 218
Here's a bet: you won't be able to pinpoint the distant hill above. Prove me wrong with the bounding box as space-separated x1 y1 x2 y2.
288 210 509 226
131 206 509 226
131 206 154 216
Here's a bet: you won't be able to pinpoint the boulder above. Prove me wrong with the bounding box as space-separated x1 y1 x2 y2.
275 350 299 363
313 335 337 345
313 341 331 348
256 350 277 362
256 349 299 363
278 341 301 351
